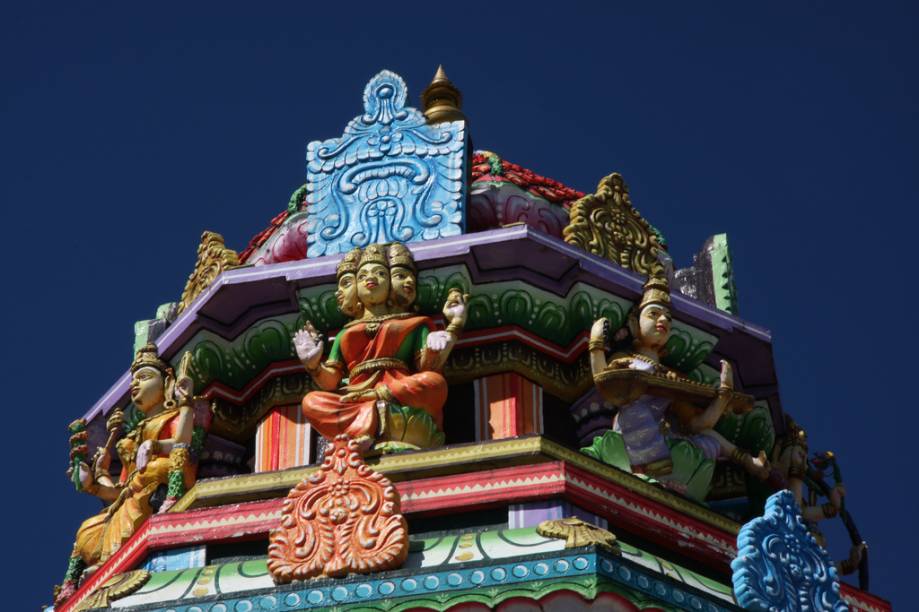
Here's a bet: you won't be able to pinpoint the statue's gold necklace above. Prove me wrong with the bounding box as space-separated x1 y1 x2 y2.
345 312 414 338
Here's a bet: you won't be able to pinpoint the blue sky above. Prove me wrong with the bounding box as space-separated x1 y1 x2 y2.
3 2 916 608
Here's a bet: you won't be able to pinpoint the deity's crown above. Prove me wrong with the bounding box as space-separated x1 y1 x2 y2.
638 267 671 311
781 418 809 450
131 343 174 376
358 243 388 269
387 243 416 272
337 248 363 278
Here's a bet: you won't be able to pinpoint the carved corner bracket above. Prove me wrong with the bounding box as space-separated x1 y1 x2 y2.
563 173 662 275
536 517 619 553
178 231 240 313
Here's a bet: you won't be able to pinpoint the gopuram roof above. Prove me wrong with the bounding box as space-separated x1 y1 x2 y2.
52 68 888 612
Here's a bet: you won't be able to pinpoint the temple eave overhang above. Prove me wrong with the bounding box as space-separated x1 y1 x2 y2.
80 226 774 426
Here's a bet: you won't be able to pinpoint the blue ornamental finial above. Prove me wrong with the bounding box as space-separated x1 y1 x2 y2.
361 70 409 126
731 490 848 611
305 69 467 257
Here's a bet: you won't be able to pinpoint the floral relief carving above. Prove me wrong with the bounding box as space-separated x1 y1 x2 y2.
267 435 408 583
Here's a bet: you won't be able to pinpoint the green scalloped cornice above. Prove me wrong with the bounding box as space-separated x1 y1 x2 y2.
176 264 717 394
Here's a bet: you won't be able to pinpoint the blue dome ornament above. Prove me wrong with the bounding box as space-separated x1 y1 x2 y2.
732 490 848 611
305 70 467 257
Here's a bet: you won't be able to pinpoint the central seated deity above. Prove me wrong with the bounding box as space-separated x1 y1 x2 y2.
294 243 467 454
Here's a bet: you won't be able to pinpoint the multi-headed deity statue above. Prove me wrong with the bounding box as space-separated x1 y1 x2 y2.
56 345 210 603
293 243 466 454
585 269 768 500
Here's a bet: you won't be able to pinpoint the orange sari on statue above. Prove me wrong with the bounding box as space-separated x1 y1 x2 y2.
302 315 447 441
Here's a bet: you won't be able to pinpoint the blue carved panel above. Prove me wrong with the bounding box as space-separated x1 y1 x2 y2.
142 545 206 572
731 490 847 611
306 70 467 257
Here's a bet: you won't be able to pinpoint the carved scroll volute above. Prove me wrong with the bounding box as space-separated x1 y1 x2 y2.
178 231 240 313
563 173 662 275
267 435 408 583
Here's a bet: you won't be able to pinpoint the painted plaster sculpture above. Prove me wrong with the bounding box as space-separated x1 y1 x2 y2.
582 268 769 500
267 434 408 582
177 231 240 313
293 243 467 453
56 345 210 604
773 420 867 579
305 70 466 257
536 517 619 552
732 489 847 611
563 173 663 276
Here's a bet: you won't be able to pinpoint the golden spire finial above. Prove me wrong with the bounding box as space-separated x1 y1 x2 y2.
432 64 448 82
421 65 465 124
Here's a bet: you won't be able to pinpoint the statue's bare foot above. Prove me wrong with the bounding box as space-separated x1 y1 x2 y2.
354 435 374 455
80 563 101 584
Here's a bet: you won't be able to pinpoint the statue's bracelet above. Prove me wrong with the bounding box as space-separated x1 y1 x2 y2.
305 360 323 375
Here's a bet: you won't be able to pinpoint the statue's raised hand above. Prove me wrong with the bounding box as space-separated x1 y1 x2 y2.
442 289 469 326
293 322 323 370
106 408 124 434
67 461 94 492
426 330 452 352
718 359 734 391
589 318 609 347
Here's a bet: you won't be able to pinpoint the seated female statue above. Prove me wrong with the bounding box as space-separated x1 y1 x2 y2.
56 345 208 602
586 270 768 499
293 243 466 453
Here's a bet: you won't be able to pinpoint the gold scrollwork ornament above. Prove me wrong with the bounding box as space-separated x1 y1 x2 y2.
563 173 662 275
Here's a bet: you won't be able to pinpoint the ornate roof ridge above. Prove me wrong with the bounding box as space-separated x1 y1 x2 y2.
470 150 585 206
238 152 584 264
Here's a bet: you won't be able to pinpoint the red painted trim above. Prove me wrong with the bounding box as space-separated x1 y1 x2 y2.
840 584 892 612
58 462 889 612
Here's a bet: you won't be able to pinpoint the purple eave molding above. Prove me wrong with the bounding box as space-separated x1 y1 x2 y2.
81 226 771 422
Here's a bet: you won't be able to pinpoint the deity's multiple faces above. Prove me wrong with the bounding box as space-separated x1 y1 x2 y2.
335 245 418 319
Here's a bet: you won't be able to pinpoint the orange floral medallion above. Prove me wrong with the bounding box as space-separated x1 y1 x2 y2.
267 434 408 583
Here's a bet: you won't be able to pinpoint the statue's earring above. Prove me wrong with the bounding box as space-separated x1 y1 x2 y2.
164 399 177 410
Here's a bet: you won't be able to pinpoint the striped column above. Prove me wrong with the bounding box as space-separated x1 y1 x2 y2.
254 405 313 472
473 373 544 441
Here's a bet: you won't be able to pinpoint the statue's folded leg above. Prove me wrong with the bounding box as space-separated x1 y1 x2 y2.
301 390 378 441
74 511 108 566
385 371 448 430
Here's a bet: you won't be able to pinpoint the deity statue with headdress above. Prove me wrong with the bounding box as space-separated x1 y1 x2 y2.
56 345 210 603
293 243 467 454
584 267 768 500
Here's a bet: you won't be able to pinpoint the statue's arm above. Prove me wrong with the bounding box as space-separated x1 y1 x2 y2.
419 290 469 371
588 318 611 376
295 325 344 390
311 363 344 391
685 360 733 432
156 405 194 454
